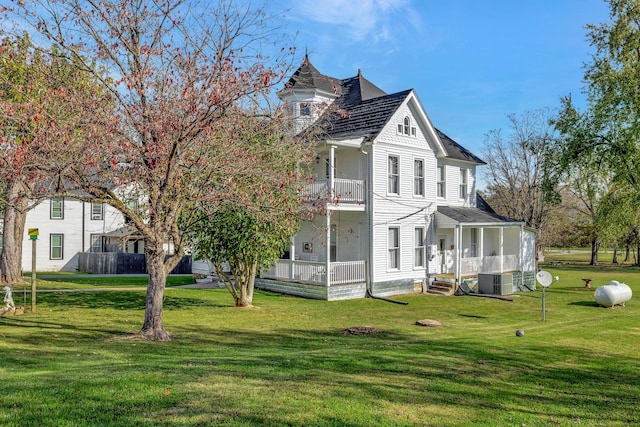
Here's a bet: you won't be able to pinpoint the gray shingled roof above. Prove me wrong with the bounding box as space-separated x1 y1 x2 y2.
289 57 484 164
435 129 486 164
437 193 520 225
283 54 341 95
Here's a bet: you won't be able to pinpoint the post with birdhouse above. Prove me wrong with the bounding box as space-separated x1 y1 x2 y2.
28 228 38 312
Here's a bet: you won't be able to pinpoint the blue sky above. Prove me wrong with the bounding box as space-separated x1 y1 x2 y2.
271 0 610 168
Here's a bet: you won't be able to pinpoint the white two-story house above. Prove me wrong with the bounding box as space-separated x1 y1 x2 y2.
258 56 537 300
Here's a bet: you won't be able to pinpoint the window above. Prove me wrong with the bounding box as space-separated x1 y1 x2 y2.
91 203 103 220
470 228 478 258
126 199 138 211
90 234 103 253
50 197 64 219
300 102 311 116
50 234 64 260
459 169 468 199
437 166 446 198
398 116 416 136
388 155 399 194
388 227 400 269
414 159 424 196
414 227 425 268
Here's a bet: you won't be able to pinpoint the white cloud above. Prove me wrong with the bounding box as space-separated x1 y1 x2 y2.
293 0 421 43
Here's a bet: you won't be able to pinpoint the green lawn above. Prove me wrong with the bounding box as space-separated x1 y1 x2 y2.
1 268 638 426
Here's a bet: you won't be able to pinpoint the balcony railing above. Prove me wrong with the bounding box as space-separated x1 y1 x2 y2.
303 178 365 204
262 260 366 286
460 254 519 276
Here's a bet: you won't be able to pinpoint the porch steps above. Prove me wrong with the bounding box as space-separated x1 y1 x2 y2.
427 279 457 296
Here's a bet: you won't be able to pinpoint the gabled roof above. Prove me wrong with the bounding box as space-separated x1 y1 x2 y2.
436 193 521 225
325 89 411 141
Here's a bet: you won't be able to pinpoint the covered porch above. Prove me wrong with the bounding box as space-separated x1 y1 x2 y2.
435 206 525 282
259 210 368 298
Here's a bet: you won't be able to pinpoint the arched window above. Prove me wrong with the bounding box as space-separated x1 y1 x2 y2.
403 116 410 135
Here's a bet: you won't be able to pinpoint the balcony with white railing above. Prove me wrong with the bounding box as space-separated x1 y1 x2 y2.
303 178 366 206
262 260 366 286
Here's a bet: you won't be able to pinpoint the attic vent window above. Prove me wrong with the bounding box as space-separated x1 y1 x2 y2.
300 102 311 116
398 116 416 137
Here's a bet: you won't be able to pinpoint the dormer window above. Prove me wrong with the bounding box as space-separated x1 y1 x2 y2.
300 102 311 116
397 116 416 137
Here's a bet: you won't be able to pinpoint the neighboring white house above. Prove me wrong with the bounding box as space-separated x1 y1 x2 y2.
257 55 537 300
9 197 128 272
0 192 166 273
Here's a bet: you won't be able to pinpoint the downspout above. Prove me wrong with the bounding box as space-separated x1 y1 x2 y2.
455 224 462 286
82 201 85 252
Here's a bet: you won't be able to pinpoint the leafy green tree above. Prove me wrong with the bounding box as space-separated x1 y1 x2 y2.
190 117 309 308
553 0 640 206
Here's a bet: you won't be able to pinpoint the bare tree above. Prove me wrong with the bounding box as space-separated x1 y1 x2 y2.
482 109 559 246
9 0 296 340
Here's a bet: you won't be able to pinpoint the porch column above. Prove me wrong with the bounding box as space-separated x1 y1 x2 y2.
289 237 296 280
519 224 524 287
499 227 504 273
479 227 484 273
326 210 331 287
455 224 462 284
329 145 336 198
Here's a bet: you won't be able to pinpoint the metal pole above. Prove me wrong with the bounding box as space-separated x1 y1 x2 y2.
541 287 545 321
31 238 36 312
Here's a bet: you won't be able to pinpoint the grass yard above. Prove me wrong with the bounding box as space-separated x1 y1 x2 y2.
1 264 639 426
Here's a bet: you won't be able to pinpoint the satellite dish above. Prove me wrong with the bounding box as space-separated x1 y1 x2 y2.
536 270 553 288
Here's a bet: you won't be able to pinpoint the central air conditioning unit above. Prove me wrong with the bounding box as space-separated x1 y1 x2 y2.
478 273 513 295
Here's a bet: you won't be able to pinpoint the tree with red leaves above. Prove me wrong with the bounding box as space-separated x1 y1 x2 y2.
0 34 112 285
9 0 299 340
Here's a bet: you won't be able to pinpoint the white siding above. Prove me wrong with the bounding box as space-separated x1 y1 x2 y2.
369 101 439 285
22 198 125 272
437 160 478 207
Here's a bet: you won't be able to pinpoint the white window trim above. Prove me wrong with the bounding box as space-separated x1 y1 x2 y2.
414 158 425 197
50 234 64 260
459 168 468 200
414 227 425 269
437 166 446 198
388 227 400 270
388 155 400 195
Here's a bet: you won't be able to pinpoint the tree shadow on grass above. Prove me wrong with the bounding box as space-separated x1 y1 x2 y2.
36 290 226 310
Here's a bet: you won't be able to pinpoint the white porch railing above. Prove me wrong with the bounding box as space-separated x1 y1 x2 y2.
262 260 366 286
303 179 365 204
459 254 520 275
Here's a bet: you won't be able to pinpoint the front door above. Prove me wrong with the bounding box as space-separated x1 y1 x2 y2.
438 236 447 274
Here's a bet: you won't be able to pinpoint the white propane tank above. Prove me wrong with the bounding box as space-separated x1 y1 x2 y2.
594 280 632 308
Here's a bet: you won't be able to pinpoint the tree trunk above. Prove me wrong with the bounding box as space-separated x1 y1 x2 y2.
139 238 170 341
589 238 598 266
624 244 630 263
612 246 619 265
0 180 29 285
235 261 257 307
